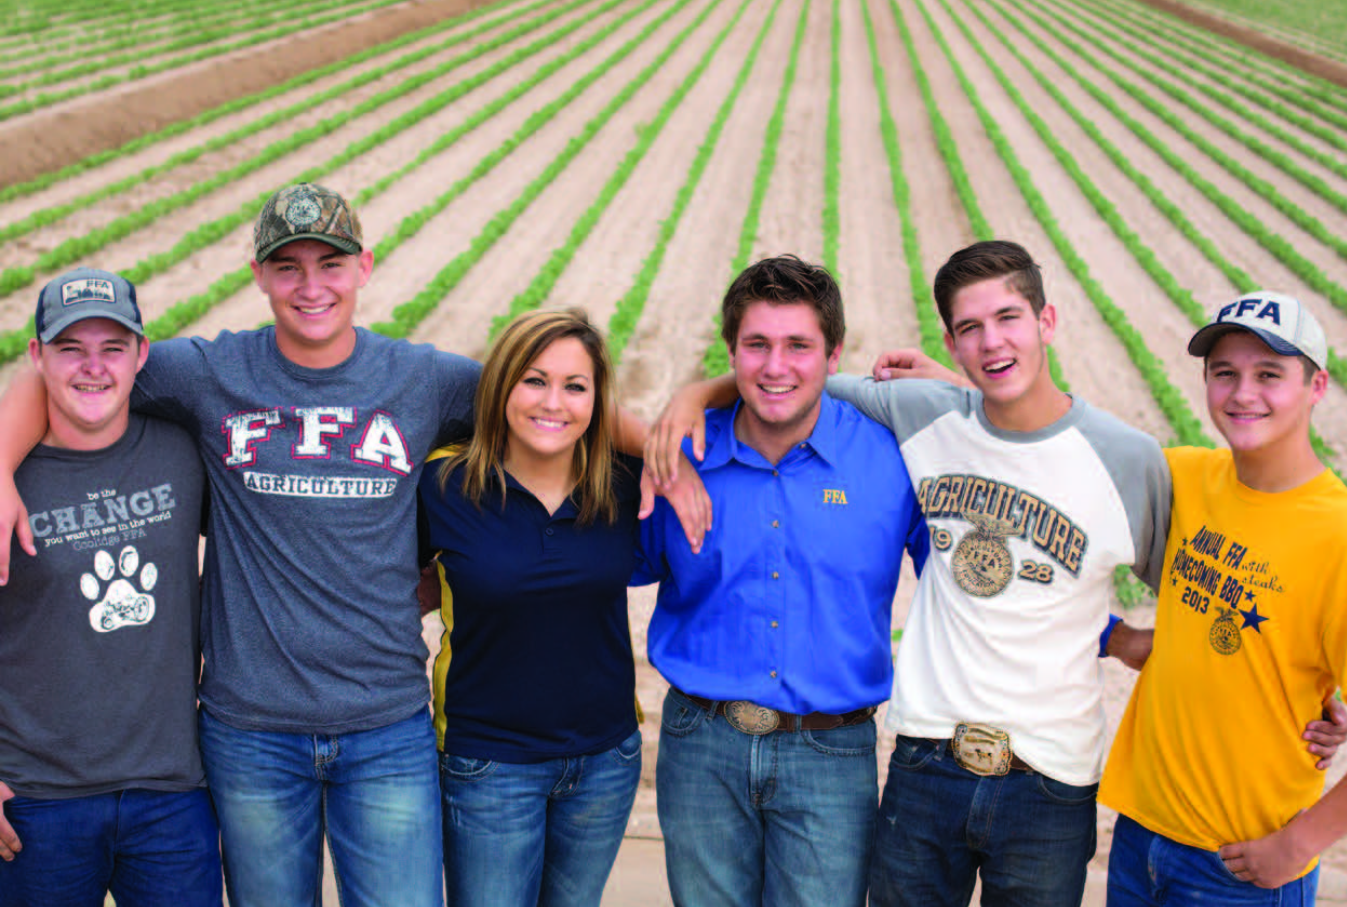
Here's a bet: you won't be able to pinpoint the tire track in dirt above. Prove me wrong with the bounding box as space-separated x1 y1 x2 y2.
901 0 1170 440
408 0 744 358
0 0 498 187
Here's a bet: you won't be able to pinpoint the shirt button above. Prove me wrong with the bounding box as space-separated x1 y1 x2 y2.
771 571 779 579
772 470 779 477
770 670 778 678
771 620 779 628
545 528 555 536
771 520 779 528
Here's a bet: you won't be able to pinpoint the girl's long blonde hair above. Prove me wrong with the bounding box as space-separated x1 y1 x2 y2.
438 309 619 525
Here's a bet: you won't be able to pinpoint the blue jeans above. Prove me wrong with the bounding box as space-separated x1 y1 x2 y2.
869 734 1098 907
656 688 877 907
1108 814 1319 906
198 707 442 907
439 728 641 906
0 788 221 907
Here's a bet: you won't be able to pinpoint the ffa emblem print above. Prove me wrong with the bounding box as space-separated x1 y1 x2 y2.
1209 606 1242 655
284 192 321 228
951 510 1014 598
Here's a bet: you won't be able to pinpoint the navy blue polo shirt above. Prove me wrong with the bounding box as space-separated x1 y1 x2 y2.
419 454 644 763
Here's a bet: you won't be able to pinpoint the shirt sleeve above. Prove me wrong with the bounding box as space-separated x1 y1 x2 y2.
825 374 964 444
630 498 669 587
131 338 208 431
430 352 482 449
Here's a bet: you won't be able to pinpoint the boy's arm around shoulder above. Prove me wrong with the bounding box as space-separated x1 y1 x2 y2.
0 364 49 581
825 373 968 445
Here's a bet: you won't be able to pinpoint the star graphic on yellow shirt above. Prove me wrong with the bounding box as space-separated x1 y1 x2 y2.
1238 605 1270 633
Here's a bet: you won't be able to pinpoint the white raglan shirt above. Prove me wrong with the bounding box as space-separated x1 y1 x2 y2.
828 376 1170 785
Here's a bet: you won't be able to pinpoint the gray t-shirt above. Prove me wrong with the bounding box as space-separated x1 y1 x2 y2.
133 327 480 734
0 415 205 798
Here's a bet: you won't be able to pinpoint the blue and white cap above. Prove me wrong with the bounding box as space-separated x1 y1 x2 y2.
36 267 144 344
1188 291 1327 370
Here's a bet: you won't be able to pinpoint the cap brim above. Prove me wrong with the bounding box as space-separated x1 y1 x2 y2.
38 312 145 345
1187 323 1302 359
256 233 362 262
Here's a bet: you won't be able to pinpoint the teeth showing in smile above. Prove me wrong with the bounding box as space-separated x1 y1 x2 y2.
297 304 333 315
984 360 1014 375
531 418 565 429
761 385 794 394
75 383 110 392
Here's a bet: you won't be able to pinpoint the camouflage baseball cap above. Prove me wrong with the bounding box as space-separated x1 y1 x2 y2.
253 183 363 262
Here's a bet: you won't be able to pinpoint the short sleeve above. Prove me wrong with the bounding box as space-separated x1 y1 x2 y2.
132 338 209 431
429 352 481 449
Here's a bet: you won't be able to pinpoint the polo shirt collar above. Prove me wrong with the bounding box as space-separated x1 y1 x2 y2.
700 392 840 470
501 470 580 519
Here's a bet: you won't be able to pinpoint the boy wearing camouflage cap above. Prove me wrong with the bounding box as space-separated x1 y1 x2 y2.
0 184 481 907
1101 292 1347 904
0 269 219 905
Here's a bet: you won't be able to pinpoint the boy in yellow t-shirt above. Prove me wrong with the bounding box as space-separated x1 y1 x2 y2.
1100 291 1347 904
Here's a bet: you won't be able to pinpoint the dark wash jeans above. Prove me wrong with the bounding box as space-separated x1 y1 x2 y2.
870 733 1098 907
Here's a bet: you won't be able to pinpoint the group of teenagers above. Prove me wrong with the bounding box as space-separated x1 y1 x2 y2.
0 179 1343 907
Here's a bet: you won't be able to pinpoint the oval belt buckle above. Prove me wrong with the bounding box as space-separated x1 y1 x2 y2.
724 700 780 735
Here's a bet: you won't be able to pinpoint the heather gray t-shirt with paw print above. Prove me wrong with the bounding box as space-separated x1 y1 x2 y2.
0 415 206 797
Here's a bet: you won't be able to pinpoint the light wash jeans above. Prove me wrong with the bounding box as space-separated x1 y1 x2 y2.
198 707 442 907
438 728 641 906
0 788 222 907
1108 814 1318 906
869 734 1098 907
655 687 878 907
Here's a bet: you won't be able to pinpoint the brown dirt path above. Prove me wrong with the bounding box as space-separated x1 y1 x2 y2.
898 0 1171 441
1131 0 1347 89
0 0 497 189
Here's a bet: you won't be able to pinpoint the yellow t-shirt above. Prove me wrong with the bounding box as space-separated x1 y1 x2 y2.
1100 448 1347 871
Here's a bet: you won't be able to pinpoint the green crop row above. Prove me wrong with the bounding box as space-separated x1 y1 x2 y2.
1012 1 1347 322
485 0 754 342
0 0 380 84
860 0 948 366
821 0 842 278
0 0 550 246
371 0 729 340
988 0 1347 397
1090 0 1347 113
700 0 811 378
130 0 682 348
605 0 785 362
0 0 603 302
0 0 535 205
0 0 617 360
917 0 1211 447
1066 0 1347 156
956 0 1344 468
1033 0 1347 225
0 0 418 122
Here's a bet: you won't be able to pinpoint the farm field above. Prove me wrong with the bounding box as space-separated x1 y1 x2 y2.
1168 0 1347 63
4 0 1347 898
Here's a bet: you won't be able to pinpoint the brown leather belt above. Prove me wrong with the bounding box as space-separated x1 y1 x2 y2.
907 735 1034 772
676 688 876 735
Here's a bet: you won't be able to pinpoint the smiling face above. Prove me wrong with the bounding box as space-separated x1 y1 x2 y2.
944 276 1063 430
504 336 596 470
1204 330 1326 459
251 238 373 369
729 300 840 460
30 318 148 451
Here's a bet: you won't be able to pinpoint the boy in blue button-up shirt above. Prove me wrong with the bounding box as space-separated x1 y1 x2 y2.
636 256 927 907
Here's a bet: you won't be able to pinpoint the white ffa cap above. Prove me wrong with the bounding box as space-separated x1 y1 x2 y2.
1187 291 1327 370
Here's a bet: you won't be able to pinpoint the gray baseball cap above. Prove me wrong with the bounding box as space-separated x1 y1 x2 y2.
36 268 144 344
1188 291 1327 370
253 183 363 262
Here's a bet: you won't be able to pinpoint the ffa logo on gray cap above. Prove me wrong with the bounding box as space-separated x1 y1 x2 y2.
61 277 117 307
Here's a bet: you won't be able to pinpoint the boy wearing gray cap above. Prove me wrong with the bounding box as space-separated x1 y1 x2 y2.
0 185 481 907
1100 292 1347 904
0 269 219 905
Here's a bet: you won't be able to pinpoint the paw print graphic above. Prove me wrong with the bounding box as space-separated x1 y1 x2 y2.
83 546 158 633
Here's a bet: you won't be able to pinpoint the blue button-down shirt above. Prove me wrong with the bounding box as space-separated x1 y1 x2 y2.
636 393 928 714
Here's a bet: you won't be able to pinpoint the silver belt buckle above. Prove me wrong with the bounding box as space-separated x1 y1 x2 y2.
724 701 780 735
952 722 1013 776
